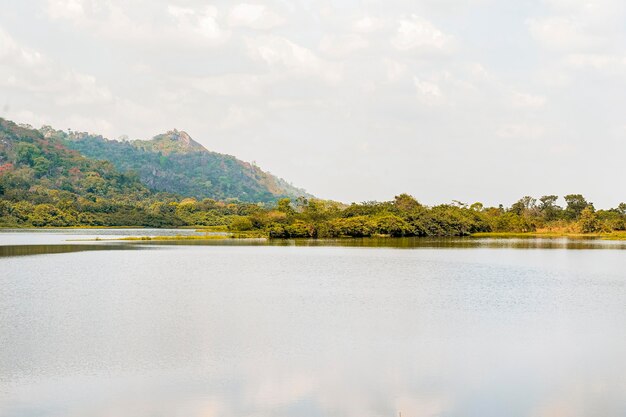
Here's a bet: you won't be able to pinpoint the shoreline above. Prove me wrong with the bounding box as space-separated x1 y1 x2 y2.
470 231 626 240
2 227 626 241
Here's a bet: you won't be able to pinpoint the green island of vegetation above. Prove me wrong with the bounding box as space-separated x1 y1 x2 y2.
1 118 625 239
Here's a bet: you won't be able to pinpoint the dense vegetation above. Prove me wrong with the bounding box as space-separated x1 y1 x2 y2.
0 119 149 201
1 118 625 236
227 194 626 238
43 126 309 203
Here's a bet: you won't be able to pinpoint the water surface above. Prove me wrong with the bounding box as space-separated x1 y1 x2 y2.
1 230 625 417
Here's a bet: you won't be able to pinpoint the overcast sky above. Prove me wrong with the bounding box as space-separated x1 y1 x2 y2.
1 0 625 207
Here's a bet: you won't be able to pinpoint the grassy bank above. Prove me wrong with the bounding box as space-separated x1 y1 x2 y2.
471 231 626 240
69 230 268 242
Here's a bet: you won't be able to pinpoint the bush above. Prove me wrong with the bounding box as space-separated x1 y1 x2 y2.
229 216 253 231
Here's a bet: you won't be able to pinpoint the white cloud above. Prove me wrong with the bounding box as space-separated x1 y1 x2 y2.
384 59 407 82
0 28 43 68
496 124 545 140
218 105 262 130
413 77 443 104
55 72 113 105
542 0 619 16
246 35 341 82
352 16 386 33
46 0 84 20
565 53 626 73
1 27 102 101
319 34 369 57
391 15 451 52
511 91 547 108
527 16 603 50
229 4 284 30
168 5 229 42
45 1 230 46
184 74 267 97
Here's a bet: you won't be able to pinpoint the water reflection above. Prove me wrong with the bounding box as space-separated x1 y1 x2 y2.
1 230 626 258
137 236 626 250
0 243 142 258
1 245 626 416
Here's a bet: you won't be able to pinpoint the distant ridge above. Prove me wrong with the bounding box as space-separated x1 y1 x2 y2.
0 118 149 201
135 129 206 155
41 126 311 203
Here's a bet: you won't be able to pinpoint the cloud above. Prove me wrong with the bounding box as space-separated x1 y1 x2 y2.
55 72 113 105
352 16 387 33
384 59 407 82
319 34 369 57
182 74 267 97
246 35 341 82
527 16 604 51
46 0 84 20
1 26 107 102
413 77 443 105
391 15 452 52
0 27 44 68
167 5 229 43
565 53 626 74
218 105 262 130
511 91 547 108
496 124 545 140
0 23 146 140
45 1 230 46
229 3 284 30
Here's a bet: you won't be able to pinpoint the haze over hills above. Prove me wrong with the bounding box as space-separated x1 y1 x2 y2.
41 124 311 203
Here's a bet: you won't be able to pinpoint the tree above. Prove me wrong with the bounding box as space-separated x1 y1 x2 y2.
375 215 412 236
229 216 253 231
511 196 536 216
277 198 294 215
564 194 589 220
33 156 51 177
15 143 41 165
393 194 421 212
538 195 561 221
578 206 599 233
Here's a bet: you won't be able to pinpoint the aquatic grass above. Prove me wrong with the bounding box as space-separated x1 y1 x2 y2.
68 230 274 242
471 231 626 240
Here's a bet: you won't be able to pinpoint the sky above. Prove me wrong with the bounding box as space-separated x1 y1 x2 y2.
1 0 625 208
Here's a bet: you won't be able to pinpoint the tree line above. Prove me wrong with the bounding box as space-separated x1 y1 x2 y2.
1 191 624 237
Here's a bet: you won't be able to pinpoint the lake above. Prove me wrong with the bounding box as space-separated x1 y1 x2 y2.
1 230 626 417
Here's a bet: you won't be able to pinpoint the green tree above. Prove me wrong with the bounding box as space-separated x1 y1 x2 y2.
538 195 561 221
394 193 421 212
511 196 536 215
375 215 412 236
277 198 294 215
564 194 589 220
15 143 41 165
578 206 599 233
32 156 51 177
229 216 253 231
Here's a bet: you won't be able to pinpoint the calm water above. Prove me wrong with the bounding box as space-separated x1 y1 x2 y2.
1 230 626 417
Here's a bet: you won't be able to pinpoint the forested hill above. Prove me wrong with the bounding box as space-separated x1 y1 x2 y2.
43 127 310 203
0 118 149 202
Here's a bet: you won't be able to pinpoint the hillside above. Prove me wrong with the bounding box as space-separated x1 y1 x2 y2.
43 127 310 203
0 118 149 202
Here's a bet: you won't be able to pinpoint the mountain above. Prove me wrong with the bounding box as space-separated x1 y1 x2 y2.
42 127 311 203
0 118 148 201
